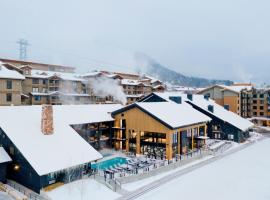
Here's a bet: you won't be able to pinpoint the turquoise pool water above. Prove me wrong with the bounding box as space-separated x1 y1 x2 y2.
91 157 127 170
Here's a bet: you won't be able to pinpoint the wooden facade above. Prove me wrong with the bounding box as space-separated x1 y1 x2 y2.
112 106 207 160
139 93 251 143
198 85 240 114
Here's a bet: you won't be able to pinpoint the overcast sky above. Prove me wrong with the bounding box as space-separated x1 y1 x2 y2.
0 0 269 84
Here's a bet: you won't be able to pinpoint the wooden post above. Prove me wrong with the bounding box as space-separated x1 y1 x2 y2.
204 124 207 137
114 118 120 150
166 132 172 160
204 124 207 145
136 131 141 155
119 120 123 150
126 129 130 152
191 128 194 150
178 130 181 155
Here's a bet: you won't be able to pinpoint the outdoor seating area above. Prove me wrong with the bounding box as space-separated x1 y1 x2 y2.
96 148 207 183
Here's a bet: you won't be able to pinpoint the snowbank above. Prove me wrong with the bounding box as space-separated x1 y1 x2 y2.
46 179 120 200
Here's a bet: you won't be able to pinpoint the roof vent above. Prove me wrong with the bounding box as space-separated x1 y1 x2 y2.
204 95 210 100
169 96 182 104
208 105 214 113
41 105 54 135
187 94 193 101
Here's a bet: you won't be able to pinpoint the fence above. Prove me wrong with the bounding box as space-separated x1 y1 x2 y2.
7 180 50 200
97 148 211 189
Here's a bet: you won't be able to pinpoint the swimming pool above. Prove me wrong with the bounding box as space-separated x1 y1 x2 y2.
91 157 127 170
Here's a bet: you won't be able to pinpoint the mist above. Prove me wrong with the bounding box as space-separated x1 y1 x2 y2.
89 77 127 105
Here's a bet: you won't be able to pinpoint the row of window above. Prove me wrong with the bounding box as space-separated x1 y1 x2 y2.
253 112 265 116
32 79 79 87
252 100 264 104
33 95 81 101
253 106 265 110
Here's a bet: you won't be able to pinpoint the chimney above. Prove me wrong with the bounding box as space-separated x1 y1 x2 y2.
41 105 54 135
169 96 182 104
187 93 193 101
204 95 209 101
208 105 214 113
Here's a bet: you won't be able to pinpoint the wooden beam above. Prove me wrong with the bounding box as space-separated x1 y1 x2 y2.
166 132 173 160
136 131 141 155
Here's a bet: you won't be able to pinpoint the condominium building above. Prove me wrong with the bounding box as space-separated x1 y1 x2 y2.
198 84 253 115
198 84 270 125
0 58 166 105
0 58 92 105
0 62 25 106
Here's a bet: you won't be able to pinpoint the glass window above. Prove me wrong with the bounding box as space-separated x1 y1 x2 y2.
6 93 12 102
34 96 41 101
6 80 12 89
32 87 39 92
32 79 39 84
42 79 47 85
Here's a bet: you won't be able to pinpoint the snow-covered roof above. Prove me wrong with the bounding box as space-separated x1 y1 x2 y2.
0 104 122 175
152 92 254 131
30 69 84 81
0 147 12 163
126 94 144 98
30 92 90 97
113 101 211 129
220 85 253 93
121 79 143 86
81 71 103 78
136 102 211 129
0 62 25 80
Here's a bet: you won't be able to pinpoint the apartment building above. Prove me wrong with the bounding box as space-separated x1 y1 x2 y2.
0 58 166 105
0 58 92 105
198 84 253 115
0 62 25 106
21 68 91 105
198 84 270 126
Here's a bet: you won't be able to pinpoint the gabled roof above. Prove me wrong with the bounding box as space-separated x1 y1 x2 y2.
198 84 253 94
0 147 12 163
29 69 84 81
112 102 211 130
142 92 254 132
0 104 122 175
0 61 25 80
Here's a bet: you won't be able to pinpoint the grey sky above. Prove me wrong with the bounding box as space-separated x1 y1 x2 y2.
0 0 269 84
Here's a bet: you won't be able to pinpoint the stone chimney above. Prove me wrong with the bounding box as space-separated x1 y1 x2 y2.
41 105 54 135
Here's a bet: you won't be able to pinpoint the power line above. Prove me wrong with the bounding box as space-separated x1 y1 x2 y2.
17 39 29 61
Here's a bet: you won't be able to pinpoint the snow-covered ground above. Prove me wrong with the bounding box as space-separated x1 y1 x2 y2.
137 138 270 200
122 155 213 191
0 192 13 200
46 179 120 200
